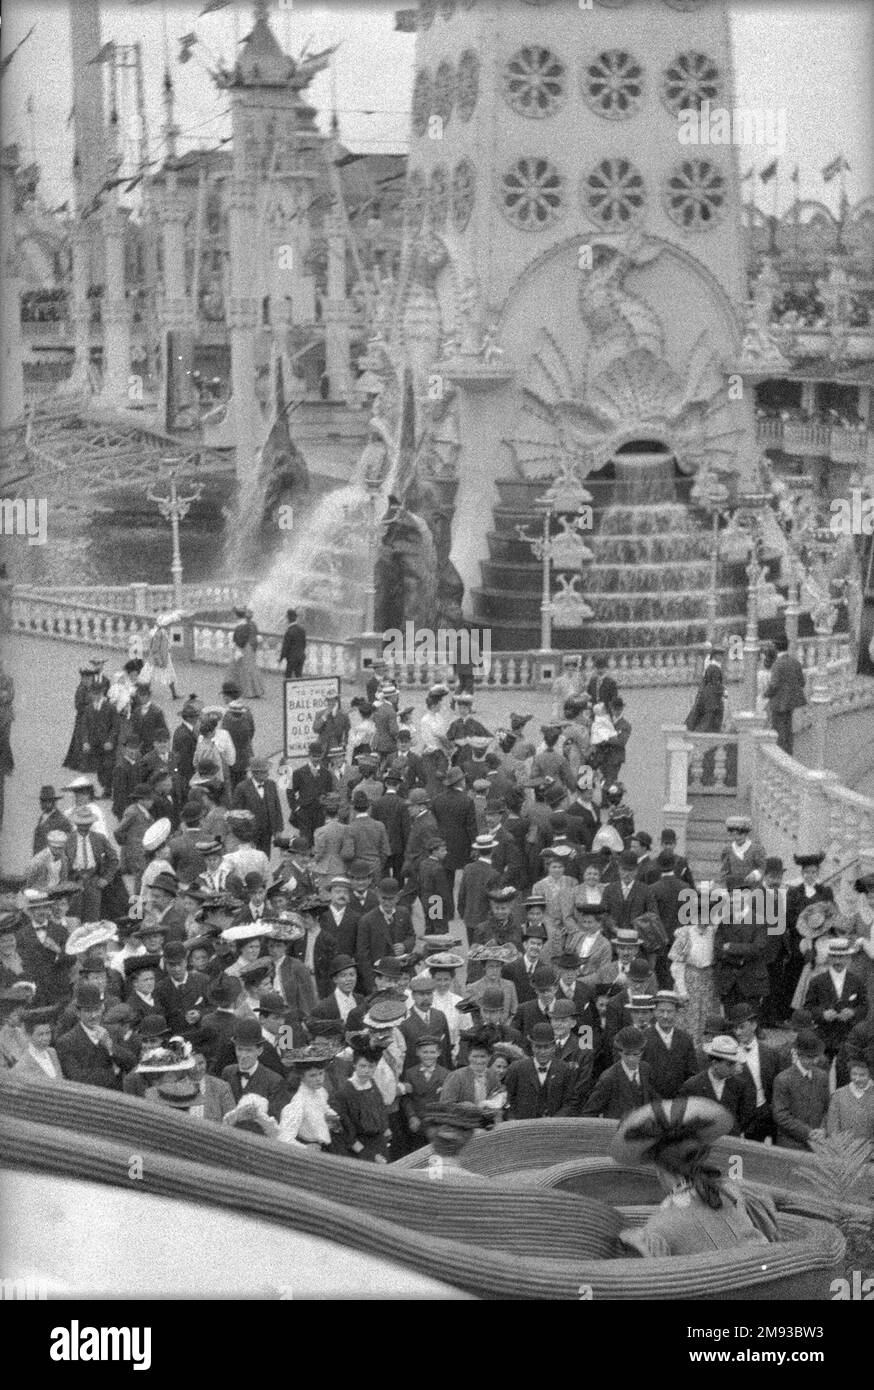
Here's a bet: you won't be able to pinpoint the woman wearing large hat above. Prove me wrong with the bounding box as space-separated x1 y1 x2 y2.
275 1043 341 1150
790 899 849 1012
611 1096 778 1258
847 873 874 1019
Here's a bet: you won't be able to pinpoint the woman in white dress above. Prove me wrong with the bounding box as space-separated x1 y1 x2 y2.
141 615 179 701
276 1049 340 1150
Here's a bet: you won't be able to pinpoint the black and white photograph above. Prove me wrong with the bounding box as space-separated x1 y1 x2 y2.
0 0 872 1325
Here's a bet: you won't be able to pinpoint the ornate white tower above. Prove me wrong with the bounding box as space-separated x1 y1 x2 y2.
216 1 331 480
399 0 754 628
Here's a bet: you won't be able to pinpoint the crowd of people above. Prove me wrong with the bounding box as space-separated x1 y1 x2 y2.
2 648 873 1182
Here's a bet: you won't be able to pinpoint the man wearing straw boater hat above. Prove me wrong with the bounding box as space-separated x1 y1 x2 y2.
678 1034 749 1135
803 937 867 1060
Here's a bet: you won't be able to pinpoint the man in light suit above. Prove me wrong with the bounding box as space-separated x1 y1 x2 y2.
65 807 123 923
504 1022 577 1119
25 831 72 893
232 757 284 858
11 1006 63 1081
762 640 807 755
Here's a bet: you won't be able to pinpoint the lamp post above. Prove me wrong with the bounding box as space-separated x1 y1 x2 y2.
360 449 389 637
515 465 594 655
732 481 774 713
147 458 203 610
691 469 731 645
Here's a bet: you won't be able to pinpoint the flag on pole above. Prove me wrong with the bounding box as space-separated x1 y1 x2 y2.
199 0 232 14
822 154 850 183
87 41 116 64
178 33 198 64
759 159 779 184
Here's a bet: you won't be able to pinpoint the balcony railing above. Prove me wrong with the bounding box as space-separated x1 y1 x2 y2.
756 418 871 463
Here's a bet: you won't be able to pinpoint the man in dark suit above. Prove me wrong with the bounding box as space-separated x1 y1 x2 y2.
288 743 334 846
551 999 594 1105
431 767 479 890
513 965 559 1048
401 1035 449 1148
504 1023 577 1119
221 1017 285 1133
600 850 654 933
290 899 338 999
647 852 687 949
678 1034 751 1135
551 953 602 1050
772 1030 830 1148
128 683 170 754
82 687 119 797
320 876 360 958
582 1026 654 1119
387 731 429 794
729 1001 782 1142
371 774 410 880
400 974 453 1069
762 641 807 755
804 938 868 1059
196 978 243 1074
154 940 210 1036
603 961 659 1051
232 757 284 858
279 609 307 679
658 829 695 888
32 786 73 856
56 983 124 1089
171 704 199 798
641 991 699 1098
111 740 144 821
714 904 769 1014
502 920 548 1007
306 955 363 1027
586 658 618 710
355 878 415 994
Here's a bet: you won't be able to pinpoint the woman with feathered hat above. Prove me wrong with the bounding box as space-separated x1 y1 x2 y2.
611 1096 778 1258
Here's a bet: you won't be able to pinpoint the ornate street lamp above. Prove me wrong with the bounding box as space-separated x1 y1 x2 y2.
147 457 203 610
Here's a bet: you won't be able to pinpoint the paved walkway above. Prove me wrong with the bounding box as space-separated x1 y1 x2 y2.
1 633 697 877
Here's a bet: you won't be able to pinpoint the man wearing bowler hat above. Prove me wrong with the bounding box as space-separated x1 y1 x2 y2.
772 1029 830 1149
501 910 547 1005
232 756 284 857
355 878 415 995
307 955 363 1027
221 1016 285 1133
56 983 124 1089
582 1025 654 1119
197 977 243 1075
641 990 699 1099
287 741 335 846
32 785 73 856
400 974 451 1069
154 939 211 1036
783 852 834 1013
504 1021 577 1119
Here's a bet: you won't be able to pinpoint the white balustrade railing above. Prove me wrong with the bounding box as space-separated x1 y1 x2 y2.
11 593 155 651
755 417 870 462
14 580 257 615
190 621 359 682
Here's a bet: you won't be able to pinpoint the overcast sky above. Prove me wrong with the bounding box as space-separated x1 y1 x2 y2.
1 0 871 213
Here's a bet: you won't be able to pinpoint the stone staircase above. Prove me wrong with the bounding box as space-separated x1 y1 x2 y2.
469 469 748 652
686 791 742 883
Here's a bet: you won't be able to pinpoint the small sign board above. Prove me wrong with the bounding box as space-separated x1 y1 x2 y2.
283 676 340 761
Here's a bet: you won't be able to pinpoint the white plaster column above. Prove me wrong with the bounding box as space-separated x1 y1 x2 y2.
321 210 351 401
227 176 261 481
100 205 131 403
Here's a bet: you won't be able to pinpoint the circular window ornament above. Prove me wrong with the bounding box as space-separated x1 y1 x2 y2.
418 0 437 29
434 60 456 128
664 158 726 230
661 51 722 114
404 169 427 233
451 159 476 231
583 157 646 229
457 50 480 122
503 46 567 119
430 165 449 229
582 49 644 120
500 157 565 231
412 69 433 139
